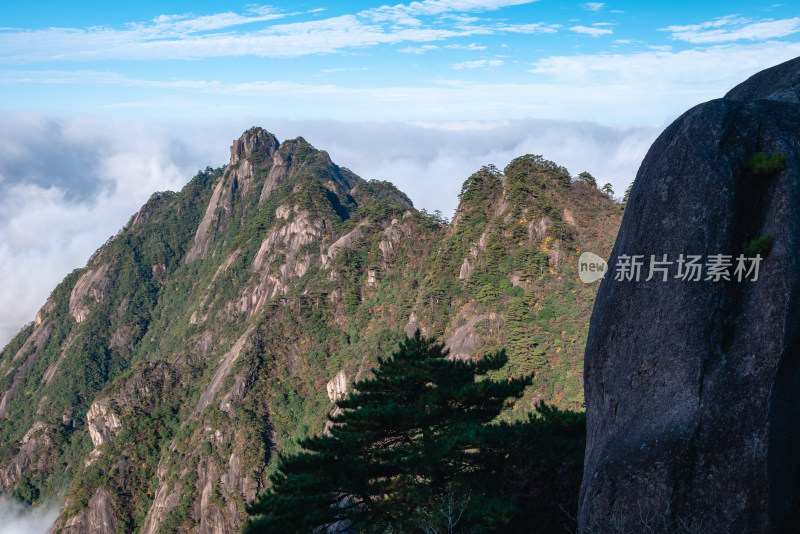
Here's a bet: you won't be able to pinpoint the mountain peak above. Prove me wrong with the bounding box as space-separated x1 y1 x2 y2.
229 127 279 166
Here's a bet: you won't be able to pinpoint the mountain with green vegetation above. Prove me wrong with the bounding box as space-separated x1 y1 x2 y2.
0 127 622 533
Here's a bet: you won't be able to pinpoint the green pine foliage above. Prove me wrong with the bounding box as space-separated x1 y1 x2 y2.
746 151 787 176
743 234 773 256
622 182 633 204
247 333 526 533
503 298 546 377
477 402 586 533
246 333 584 534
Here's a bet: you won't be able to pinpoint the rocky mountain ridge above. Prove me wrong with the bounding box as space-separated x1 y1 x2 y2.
0 127 622 533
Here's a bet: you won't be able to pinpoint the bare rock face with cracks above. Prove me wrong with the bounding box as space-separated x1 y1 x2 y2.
580 57 800 532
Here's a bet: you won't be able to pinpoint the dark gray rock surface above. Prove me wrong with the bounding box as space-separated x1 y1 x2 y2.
579 57 800 533
726 56 800 104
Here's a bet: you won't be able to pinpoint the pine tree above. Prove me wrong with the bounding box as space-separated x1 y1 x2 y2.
623 182 633 204
246 332 532 533
485 231 506 271
505 299 546 376
576 171 597 188
474 403 587 533
477 283 499 303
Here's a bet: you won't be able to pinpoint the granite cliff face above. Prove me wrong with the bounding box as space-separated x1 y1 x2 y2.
580 57 800 532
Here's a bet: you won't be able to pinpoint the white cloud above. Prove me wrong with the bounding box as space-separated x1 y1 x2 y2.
319 67 368 74
582 3 605 11
3 42 797 125
0 497 59 534
0 15 462 61
399 44 440 53
451 59 503 69
137 8 286 34
570 25 613 37
663 15 800 43
445 42 487 50
363 0 538 20
0 114 659 348
529 41 800 90
496 22 560 34
247 5 282 16
0 114 236 348
0 2 549 63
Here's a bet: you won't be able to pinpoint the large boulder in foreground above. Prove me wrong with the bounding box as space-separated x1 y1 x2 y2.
579 57 800 532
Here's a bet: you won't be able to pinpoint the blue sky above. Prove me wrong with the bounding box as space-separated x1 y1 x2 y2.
2 1 798 123
0 0 799 349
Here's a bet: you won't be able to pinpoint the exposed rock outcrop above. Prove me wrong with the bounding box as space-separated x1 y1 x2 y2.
327 370 348 403
378 219 412 262
196 461 233 534
84 363 178 464
68 263 111 323
230 128 279 167
139 458 182 534
445 316 484 361
59 489 119 534
195 327 255 414
0 321 55 419
219 370 251 415
324 370 348 436
187 129 280 262
5 319 53 370
259 139 299 204
41 332 77 386
142 430 258 534
580 57 800 532
35 299 55 326
458 258 473 279
725 57 800 103
242 207 323 316
547 239 564 267
86 400 121 449
0 421 51 492
321 225 366 268
404 312 422 338
531 217 550 241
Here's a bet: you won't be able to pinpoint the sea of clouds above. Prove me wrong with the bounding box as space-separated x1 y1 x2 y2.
0 113 662 348
0 496 60 534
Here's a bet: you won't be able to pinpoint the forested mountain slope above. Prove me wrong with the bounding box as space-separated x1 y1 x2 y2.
0 127 622 533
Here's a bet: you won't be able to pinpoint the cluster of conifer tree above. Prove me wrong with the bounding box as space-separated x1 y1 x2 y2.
246 332 585 533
